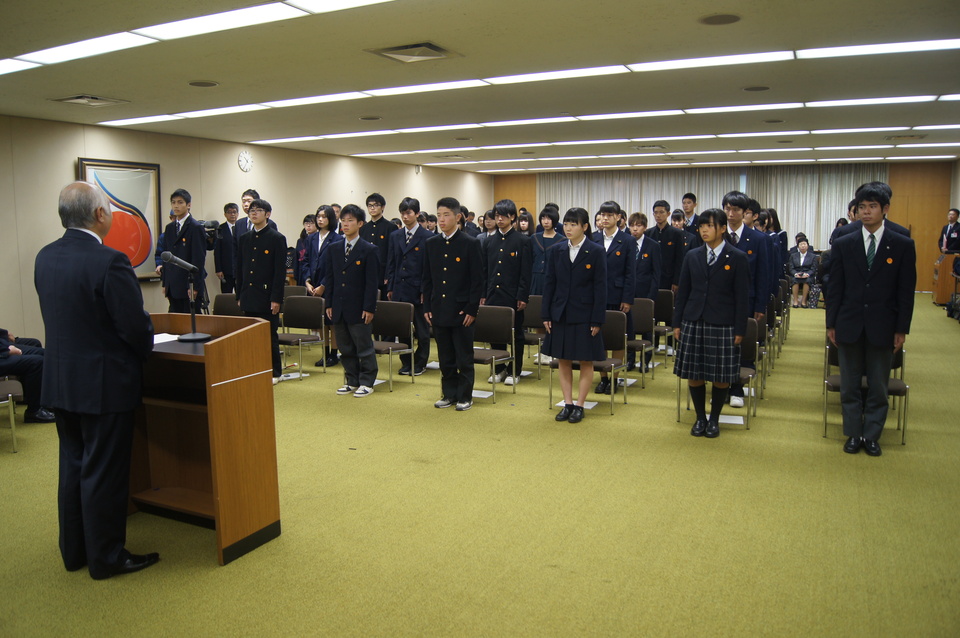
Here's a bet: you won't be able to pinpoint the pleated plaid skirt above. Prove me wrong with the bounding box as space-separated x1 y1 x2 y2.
673 320 740 383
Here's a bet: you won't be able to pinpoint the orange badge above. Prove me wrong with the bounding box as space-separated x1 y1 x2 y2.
643 253 648 258
724 265 731 270
747 250 753 254
615 251 621 256
415 247 419 251
356 260 361 265
886 257 893 264
510 252 516 257
667 242 673 245
456 257 461 262
265 250 270 254
586 264 592 269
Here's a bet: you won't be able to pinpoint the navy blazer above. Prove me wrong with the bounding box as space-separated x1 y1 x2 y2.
323 238 380 324
422 230 484 327
833 218 910 243
728 224 770 315
386 225 430 304
940 222 960 252
213 221 236 279
591 229 637 307
303 231 344 287
673 243 750 336
34 229 154 414
645 224 685 288
633 235 662 301
541 238 607 326
826 226 916 347
161 215 207 299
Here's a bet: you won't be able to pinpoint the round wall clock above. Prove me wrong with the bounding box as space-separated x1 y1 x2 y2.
238 150 253 172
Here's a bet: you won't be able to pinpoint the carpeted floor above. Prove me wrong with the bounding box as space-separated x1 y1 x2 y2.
2 294 958 637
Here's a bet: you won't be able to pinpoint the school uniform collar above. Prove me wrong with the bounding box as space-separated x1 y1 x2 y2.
443 228 459 241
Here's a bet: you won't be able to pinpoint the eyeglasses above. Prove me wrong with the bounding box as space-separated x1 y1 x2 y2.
250 208 266 214
366 203 382 208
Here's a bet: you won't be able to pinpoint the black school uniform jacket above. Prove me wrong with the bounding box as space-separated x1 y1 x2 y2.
591 229 637 307
482 228 532 307
236 226 288 313
422 230 484 327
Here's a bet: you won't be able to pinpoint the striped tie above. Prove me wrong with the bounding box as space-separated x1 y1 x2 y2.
707 249 716 266
345 242 353 261
866 233 876 269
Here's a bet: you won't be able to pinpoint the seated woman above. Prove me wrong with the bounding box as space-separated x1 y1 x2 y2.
787 239 819 307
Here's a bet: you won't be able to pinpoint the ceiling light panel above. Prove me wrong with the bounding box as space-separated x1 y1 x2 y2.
631 135 716 142
17 32 156 64
628 51 794 72
685 103 804 114
817 157 883 162
577 110 684 121
365 80 489 96
485 65 629 84
395 123 482 133
176 104 268 118
100 114 184 126
796 38 960 59
481 116 578 127
133 4 307 40
806 95 936 107
324 129 398 138
738 147 813 153
814 145 895 150
913 124 960 130
250 136 323 144
717 130 809 138
553 139 630 146
261 92 370 108
811 127 910 134
286 0 396 13
0 59 40 75
889 155 957 160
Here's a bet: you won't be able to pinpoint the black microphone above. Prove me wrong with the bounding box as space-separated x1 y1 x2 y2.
202 219 219 230
161 251 199 274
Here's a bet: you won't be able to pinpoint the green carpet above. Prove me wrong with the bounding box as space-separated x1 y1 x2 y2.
2 294 958 636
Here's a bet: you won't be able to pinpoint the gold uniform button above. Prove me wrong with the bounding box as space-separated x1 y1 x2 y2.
442 294 446 298
443 267 447 271
442 281 446 284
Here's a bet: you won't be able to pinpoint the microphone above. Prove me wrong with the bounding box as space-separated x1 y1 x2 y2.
161 251 199 274
202 219 220 230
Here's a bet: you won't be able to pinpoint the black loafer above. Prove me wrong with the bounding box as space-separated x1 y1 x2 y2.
843 436 862 454
555 405 573 422
594 379 611 395
863 439 882 457
704 420 720 438
91 551 159 580
691 419 707 437
324 356 340 367
567 406 585 423
24 407 56 423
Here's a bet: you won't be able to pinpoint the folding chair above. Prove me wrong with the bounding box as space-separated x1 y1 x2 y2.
653 289 674 368
521 295 546 379
0 377 23 453
212 293 244 316
371 300 415 391
626 298 655 388
472 305 515 403
277 295 326 378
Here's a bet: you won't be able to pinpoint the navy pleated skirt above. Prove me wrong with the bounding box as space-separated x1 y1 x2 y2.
542 322 606 362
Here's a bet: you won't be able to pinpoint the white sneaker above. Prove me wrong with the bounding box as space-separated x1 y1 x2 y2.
730 395 745 408
272 377 280 385
336 385 357 395
435 397 455 408
487 370 508 384
353 385 374 397
538 355 553 364
666 347 675 356
503 375 519 386
455 400 473 411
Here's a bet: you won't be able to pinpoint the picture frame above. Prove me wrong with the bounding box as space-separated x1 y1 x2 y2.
78 157 162 280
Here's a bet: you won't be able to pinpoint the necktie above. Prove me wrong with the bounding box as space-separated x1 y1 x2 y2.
406 230 413 244
866 233 876 269
345 242 353 261
228 224 233 239
730 231 738 246
707 249 716 266
944 226 950 251
176 220 181 235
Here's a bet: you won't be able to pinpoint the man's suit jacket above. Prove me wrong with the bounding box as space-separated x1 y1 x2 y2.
728 224 770 315
34 229 154 414
833 218 910 243
591 229 637 307
541 239 607 325
633 235 662 301
303 231 344 287
236 226 288 314
463 221 482 237
162 215 207 299
940 223 960 252
826 225 917 347
673 243 750 337
323 238 380 324
422 230 484 327
214 222 236 279
482 228 532 307
788 251 819 280
645 224 685 288
386 225 430 304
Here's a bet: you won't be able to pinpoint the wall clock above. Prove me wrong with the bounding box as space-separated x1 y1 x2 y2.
238 150 253 172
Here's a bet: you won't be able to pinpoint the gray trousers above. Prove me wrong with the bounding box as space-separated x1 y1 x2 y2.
334 321 378 388
837 332 894 441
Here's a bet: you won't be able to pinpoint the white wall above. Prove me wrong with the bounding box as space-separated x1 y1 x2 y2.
0 115 492 336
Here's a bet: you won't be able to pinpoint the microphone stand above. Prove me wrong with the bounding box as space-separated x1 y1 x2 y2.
178 271 212 342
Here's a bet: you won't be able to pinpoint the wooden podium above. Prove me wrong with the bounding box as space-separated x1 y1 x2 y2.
130 313 281 565
933 254 958 304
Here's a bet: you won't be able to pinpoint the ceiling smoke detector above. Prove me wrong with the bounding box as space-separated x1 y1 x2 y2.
367 42 459 64
49 94 129 107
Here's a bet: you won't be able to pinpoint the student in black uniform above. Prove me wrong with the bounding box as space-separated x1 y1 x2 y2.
627 212 662 371
673 208 750 439
360 192 398 299
541 207 607 423
235 199 287 383
422 198 485 411
481 199 532 386
386 197 431 376
159 188 206 313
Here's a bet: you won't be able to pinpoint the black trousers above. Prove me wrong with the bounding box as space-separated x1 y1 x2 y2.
399 302 431 370
56 409 135 578
245 311 282 377
0 353 44 409
434 323 475 402
219 276 235 294
334 321 378 388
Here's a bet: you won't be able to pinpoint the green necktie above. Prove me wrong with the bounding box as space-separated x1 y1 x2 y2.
866 233 876 269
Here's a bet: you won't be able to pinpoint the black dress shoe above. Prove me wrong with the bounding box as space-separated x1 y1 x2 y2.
843 436 862 454
594 379 611 395
91 551 159 580
24 407 55 423
704 420 720 438
324 356 340 367
863 439 882 457
398 366 412 375
567 406 585 423
555 405 574 421
690 419 707 437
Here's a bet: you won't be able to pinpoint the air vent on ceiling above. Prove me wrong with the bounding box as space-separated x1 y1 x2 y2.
436 154 468 160
883 134 926 141
49 95 129 107
367 42 459 64
633 144 666 150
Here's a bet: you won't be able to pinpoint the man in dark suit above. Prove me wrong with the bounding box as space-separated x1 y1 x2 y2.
386 197 431 376
35 181 157 580
826 182 916 457
323 204 380 397
359 192 398 300
463 209 482 237
645 200 685 292
481 199 532 386
157 188 207 313
235 198 287 382
0 329 54 422
592 201 636 393
423 197 485 411
214 202 239 293
940 208 960 252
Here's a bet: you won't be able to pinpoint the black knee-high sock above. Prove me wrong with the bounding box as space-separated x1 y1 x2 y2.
690 384 707 421
711 385 729 422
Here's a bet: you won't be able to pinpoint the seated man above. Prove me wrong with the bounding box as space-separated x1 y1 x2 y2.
0 328 54 422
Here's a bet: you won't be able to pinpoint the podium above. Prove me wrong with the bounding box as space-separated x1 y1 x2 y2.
933 254 958 305
131 313 281 565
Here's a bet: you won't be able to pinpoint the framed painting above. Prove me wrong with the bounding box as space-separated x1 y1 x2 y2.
78 158 162 280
